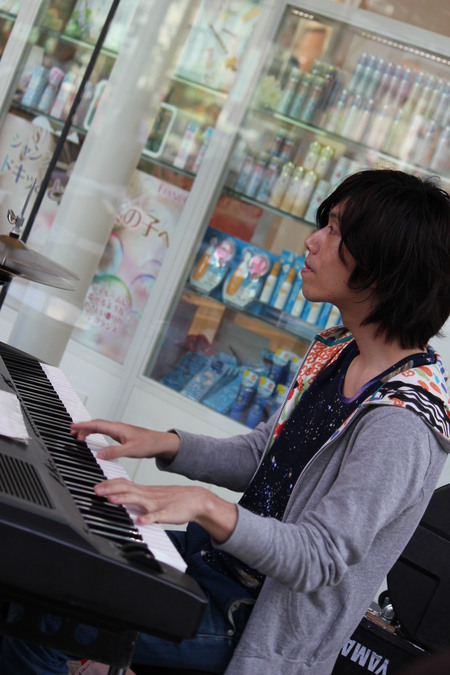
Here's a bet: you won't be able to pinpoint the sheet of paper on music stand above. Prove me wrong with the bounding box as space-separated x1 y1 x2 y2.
0 390 30 443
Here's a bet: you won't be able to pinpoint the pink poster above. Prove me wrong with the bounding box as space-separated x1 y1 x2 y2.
72 172 189 362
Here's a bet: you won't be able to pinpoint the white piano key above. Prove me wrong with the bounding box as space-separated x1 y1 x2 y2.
41 363 187 573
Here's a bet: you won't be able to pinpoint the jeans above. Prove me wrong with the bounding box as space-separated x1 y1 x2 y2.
0 524 255 674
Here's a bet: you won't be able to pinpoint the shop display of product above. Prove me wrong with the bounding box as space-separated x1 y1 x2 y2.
50 71 79 119
234 134 343 218
244 375 276 427
21 66 50 108
269 48 449 169
7 0 448 441
161 346 304 428
258 260 281 304
279 166 305 212
37 67 65 114
190 233 236 294
222 247 271 309
245 152 271 198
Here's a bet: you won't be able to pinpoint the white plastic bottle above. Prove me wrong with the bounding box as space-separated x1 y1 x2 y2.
291 170 317 218
269 162 295 208
290 287 307 318
280 166 304 212
259 261 281 304
305 301 323 324
273 267 296 311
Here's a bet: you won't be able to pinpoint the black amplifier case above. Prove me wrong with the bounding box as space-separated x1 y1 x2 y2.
332 484 450 674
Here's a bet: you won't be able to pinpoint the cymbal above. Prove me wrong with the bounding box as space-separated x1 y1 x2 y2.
0 234 80 290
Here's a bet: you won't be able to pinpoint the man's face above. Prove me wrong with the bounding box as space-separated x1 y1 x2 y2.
301 204 356 311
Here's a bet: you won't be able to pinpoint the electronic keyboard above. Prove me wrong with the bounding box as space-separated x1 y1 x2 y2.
0 341 207 645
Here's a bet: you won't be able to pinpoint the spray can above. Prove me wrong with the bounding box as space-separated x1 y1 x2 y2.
245 152 270 198
235 149 257 193
314 146 334 180
50 71 78 119
289 73 313 118
300 77 326 124
325 89 349 133
340 94 363 139
278 133 296 164
347 52 369 94
277 67 302 115
256 157 282 203
429 125 450 172
37 66 64 114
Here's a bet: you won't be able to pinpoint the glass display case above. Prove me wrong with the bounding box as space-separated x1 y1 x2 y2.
0 0 449 444
143 0 450 432
0 0 262 365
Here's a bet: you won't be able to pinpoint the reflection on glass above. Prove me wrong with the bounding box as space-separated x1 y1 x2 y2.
145 3 449 431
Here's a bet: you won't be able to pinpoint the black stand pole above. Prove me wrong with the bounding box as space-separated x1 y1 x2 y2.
21 0 121 243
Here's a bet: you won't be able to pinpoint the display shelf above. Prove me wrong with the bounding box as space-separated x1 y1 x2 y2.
143 0 450 433
25 21 121 59
223 183 317 228
11 67 226 178
149 285 313 431
253 107 450 182
172 74 229 100
185 283 318 345
4 0 449 437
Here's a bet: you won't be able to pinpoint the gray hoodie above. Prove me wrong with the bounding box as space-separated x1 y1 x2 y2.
160 327 450 674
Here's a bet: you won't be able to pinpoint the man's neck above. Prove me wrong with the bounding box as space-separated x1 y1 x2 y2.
341 322 423 399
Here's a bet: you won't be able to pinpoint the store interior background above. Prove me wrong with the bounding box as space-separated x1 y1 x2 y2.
0 0 449 502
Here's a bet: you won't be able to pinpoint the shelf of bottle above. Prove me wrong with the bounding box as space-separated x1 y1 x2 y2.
172 74 229 99
250 106 449 181
185 284 318 346
12 101 87 133
10 102 199 181
223 184 316 227
22 21 120 59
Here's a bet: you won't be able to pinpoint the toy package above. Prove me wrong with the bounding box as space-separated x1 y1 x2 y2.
222 246 271 309
190 230 236 293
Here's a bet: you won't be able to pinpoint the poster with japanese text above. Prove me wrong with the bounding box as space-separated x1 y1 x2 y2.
0 114 61 236
72 172 189 362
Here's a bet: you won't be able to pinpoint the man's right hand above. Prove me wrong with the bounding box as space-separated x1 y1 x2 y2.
70 419 180 463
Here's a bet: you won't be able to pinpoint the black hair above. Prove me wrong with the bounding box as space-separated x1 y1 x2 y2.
316 169 450 349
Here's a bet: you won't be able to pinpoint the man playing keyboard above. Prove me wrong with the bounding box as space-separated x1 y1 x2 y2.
1 169 449 675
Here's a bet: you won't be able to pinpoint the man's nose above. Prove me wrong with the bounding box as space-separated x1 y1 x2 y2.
305 229 321 253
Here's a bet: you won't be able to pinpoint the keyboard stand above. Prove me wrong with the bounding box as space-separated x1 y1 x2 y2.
0 589 141 673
